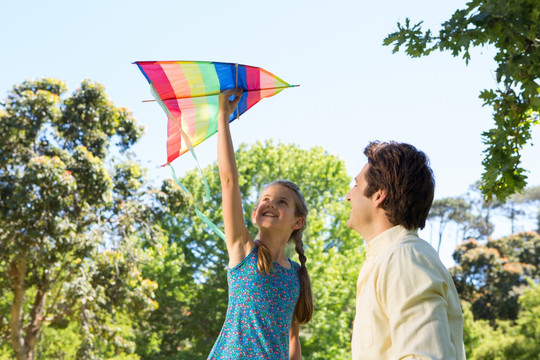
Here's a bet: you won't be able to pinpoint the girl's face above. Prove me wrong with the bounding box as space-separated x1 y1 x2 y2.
252 184 304 232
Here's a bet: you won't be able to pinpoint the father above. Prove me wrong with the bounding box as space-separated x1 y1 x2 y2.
346 141 466 359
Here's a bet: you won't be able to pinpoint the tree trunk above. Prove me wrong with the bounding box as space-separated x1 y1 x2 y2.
9 254 27 360
25 284 48 360
437 219 445 254
536 209 539 233
510 206 515 234
8 253 47 360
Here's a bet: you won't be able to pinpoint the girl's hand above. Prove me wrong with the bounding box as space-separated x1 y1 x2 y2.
218 89 243 119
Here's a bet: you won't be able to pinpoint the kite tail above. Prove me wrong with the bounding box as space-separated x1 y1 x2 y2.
169 164 225 241
170 126 211 201
149 82 222 239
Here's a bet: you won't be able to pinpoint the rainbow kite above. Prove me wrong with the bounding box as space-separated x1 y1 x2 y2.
135 60 297 165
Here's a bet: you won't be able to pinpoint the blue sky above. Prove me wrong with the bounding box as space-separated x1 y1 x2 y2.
2 0 539 265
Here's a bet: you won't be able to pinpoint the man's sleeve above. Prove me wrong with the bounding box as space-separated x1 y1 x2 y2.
376 245 458 360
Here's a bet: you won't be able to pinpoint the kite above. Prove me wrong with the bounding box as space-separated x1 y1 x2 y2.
134 60 297 239
134 60 297 165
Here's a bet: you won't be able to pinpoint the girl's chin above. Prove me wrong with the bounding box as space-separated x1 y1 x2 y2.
256 216 278 224
256 221 280 230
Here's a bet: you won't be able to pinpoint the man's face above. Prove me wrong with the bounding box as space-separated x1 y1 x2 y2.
345 163 374 234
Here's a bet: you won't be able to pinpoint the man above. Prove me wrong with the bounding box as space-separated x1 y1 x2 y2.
346 141 466 360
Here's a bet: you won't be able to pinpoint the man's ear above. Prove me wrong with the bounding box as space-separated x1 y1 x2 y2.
373 190 387 208
292 217 305 230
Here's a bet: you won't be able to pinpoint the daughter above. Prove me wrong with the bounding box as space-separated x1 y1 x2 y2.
207 89 313 360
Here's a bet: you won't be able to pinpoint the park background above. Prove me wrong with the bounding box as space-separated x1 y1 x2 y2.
1 0 539 359
2 0 539 264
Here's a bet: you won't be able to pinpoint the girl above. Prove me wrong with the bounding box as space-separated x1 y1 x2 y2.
207 89 313 360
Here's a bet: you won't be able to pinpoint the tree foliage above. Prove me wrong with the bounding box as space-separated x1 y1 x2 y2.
463 280 540 359
140 141 363 359
384 0 540 202
451 231 540 324
0 78 156 359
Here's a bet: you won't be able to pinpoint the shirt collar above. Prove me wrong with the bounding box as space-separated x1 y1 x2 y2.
365 225 418 259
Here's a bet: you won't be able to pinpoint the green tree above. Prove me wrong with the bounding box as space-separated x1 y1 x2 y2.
461 301 491 358
0 79 156 359
384 0 540 202
465 280 540 360
451 231 540 324
141 141 363 359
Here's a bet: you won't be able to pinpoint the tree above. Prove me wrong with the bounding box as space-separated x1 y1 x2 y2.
428 196 473 252
463 182 498 240
464 280 540 359
451 231 540 324
0 79 156 359
497 200 525 234
384 0 540 202
140 140 363 359
512 185 540 232
467 180 534 236
427 184 499 250
461 301 491 358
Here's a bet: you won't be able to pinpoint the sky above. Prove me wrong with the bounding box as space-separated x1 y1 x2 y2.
2 0 539 266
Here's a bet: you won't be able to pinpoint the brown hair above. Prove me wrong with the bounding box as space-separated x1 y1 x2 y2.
363 141 435 230
255 180 313 324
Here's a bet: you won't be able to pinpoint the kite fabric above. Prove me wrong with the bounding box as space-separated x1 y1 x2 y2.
134 60 297 165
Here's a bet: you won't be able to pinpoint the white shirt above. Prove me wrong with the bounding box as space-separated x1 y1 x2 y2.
352 225 466 359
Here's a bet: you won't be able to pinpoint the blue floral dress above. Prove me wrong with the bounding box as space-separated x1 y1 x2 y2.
208 245 300 359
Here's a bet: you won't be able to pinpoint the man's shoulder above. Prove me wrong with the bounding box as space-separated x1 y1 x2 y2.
380 234 447 272
400 234 437 253
390 232 435 254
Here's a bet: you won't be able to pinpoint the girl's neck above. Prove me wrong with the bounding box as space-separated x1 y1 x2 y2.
256 231 290 266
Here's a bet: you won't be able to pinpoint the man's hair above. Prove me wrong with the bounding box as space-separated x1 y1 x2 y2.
363 141 435 230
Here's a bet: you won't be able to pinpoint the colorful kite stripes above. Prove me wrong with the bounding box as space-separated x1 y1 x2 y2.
135 60 296 165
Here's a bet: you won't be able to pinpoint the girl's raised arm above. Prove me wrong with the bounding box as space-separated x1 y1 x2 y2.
217 90 254 266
